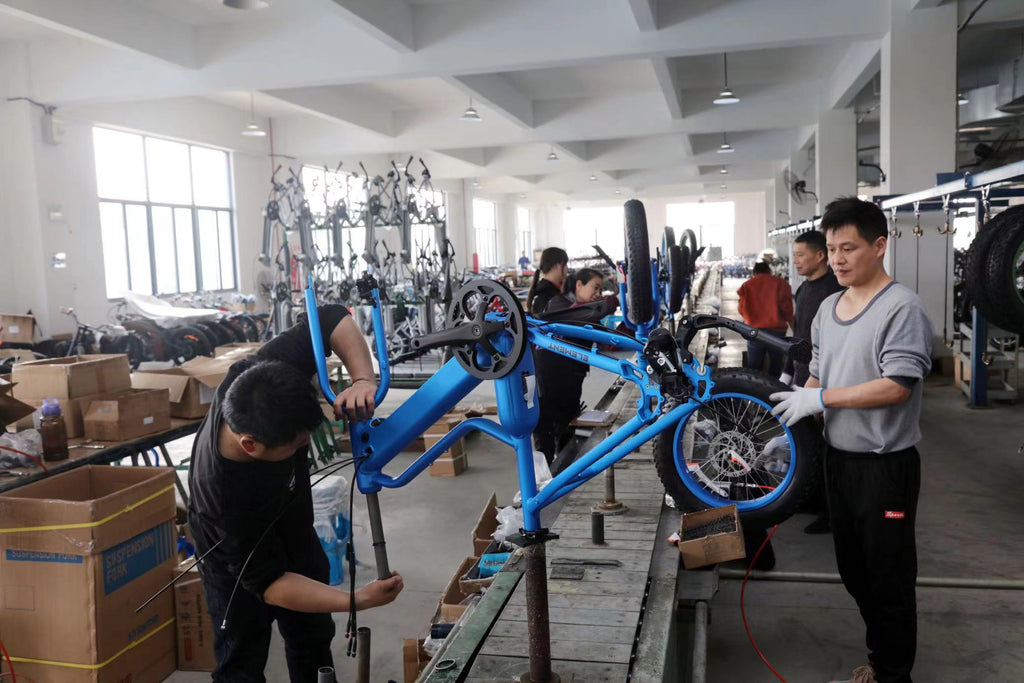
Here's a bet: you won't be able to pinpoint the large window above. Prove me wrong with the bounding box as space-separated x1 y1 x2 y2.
666 201 735 257
564 206 625 261
93 128 235 298
517 207 533 261
473 199 498 268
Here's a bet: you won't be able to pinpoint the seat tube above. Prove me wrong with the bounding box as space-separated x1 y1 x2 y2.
516 435 541 532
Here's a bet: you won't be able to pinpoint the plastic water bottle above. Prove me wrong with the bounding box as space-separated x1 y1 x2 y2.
39 399 69 462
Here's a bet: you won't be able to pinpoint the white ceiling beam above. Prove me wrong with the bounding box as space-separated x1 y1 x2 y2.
432 147 499 167
825 40 880 110
261 87 395 137
448 74 535 129
553 141 589 162
651 58 684 119
627 0 658 31
0 0 197 68
326 0 415 52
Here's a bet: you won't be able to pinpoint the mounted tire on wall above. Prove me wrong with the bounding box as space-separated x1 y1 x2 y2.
965 206 1024 329
624 199 653 326
653 368 822 529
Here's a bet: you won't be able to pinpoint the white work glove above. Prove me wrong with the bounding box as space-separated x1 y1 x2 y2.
769 387 825 426
778 372 793 386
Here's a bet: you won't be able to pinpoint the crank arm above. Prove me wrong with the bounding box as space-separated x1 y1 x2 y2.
407 320 505 354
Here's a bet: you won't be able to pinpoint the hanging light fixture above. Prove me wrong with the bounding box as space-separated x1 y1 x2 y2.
614 188 621 195
719 167 728 174
720 183 728 189
957 92 969 106
471 179 480 188
459 98 482 122
546 147 559 162
717 132 734 153
241 92 266 137
589 173 598 182
713 53 740 105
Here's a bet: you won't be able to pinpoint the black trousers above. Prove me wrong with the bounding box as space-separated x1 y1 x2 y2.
533 350 586 465
199 526 336 683
826 445 920 683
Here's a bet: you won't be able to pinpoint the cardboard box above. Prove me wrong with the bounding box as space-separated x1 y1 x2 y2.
0 466 178 682
12 354 131 400
0 347 34 363
174 565 216 672
1 313 35 343
458 552 503 593
424 412 464 436
403 638 430 683
214 342 262 357
83 388 171 442
428 451 467 477
132 353 243 419
438 556 480 622
12 394 105 438
0 377 34 429
471 492 500 556
678 505 745 569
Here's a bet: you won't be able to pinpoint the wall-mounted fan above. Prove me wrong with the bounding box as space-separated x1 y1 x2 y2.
783 168 818 205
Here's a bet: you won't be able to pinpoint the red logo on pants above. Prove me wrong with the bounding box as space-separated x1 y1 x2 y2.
884 510 905 519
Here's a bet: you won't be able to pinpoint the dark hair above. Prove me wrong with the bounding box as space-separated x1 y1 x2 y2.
566 267 604 295
752 261 770 275
794 229 827 253
819 197 887 244
223 360 323 447
527 247 568 313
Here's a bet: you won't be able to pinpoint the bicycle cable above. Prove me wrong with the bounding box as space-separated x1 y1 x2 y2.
740 523 787 682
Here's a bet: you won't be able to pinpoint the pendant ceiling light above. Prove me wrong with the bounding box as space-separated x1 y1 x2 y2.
720 183 728 189
546 147 559 162
719 167 729 175
241 92 266 137
589 173 598 182
957 92 969 106
713 53 740 105
614 188 621 195
472 179 480 188
459 98 482 122
717 132 734 153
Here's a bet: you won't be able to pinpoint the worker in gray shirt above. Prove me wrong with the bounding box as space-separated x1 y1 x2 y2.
770 198 933 683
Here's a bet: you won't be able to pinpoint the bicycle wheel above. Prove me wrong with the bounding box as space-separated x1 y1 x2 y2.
980 206 1024 334
624 199 653 326
653 368 821 528
668 244 685 314
171 326 215 361
662 226 676 255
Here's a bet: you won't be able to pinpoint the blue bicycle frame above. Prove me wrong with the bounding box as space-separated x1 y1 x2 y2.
304 276 717 534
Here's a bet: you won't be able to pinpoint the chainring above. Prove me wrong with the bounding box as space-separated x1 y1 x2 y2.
446 279 528 380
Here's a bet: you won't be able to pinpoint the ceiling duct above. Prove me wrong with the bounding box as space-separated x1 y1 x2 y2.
996 57 1024 114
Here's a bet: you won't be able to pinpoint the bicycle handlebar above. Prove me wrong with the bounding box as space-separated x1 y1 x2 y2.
681 314 811 363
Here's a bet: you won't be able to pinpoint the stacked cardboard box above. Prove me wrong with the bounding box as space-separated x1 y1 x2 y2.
83 388 172 441
0 466 179 682
174 564 217 672
425 412 467 477
132 348 257 419
11 354 133 437
0 313 35 343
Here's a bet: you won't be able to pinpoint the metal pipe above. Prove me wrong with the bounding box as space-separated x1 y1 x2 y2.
355 627 371 683
591 510 605 545
719 568 1024 590
692 601 708 683
524 542 553 682
364 493 391 580
317 666 334 683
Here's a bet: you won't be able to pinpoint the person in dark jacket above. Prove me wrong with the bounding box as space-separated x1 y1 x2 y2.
526 247 568 316
188 307 404 682
785 230 844 387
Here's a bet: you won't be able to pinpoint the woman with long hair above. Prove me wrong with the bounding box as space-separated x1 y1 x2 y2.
526 247 568 315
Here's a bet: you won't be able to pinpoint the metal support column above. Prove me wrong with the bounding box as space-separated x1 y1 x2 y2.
521 542 560 683
592 466 628 515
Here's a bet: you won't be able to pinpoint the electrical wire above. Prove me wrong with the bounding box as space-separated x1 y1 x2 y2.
0 635 16 682
740 524 787 682
0 445 48 473
345 458 362 657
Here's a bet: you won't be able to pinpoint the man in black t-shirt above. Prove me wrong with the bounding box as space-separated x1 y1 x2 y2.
786 230 844 387
187 305 403 682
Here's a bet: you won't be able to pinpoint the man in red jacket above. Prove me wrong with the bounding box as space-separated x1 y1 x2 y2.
738 261 794 376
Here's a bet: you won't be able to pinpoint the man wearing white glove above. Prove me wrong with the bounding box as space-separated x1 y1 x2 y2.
775 198 932 683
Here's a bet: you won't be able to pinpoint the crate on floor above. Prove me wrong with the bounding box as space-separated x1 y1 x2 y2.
678 504 745 569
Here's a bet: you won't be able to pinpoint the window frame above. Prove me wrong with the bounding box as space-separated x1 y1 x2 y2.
473 198 498 268
94 127 237 299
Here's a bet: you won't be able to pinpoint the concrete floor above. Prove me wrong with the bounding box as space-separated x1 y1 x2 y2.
165 284 1024 681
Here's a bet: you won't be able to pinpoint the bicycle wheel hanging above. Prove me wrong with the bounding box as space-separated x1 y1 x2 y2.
965 205 1024 330
667 244 685 315
979 205 1024 334
653 368 821 528
624 199 653 326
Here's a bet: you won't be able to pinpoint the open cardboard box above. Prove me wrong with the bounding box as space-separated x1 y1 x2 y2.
678 504 745 569
438 556 480 623
0 376 34 430
83 388 172 441
132 353 246 418
470 492 500 556
12 354 131 400
402 638 430 683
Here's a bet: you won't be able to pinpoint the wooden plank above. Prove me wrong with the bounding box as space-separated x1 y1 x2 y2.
500 604 639 627
490 620 636 645
553 519 660 532
467 654 629 682
554 528 661 542
479 636 633 664
546 554 651 573
538 578 644 598
549 537 655 551
545 568 651 585
505 591 642 612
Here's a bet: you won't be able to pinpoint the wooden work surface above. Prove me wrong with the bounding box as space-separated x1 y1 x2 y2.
465 398 667 682
0 418 201 493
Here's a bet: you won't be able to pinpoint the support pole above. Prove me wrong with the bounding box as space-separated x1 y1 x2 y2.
355 627 371 683
592 466 628 515
365 493 391 580
692 601 709 683
521 542 559 683
317 666 334 683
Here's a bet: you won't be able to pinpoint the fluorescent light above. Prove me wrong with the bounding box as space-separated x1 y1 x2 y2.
459 98 481 122
614 188 621 195
957 92 969 106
